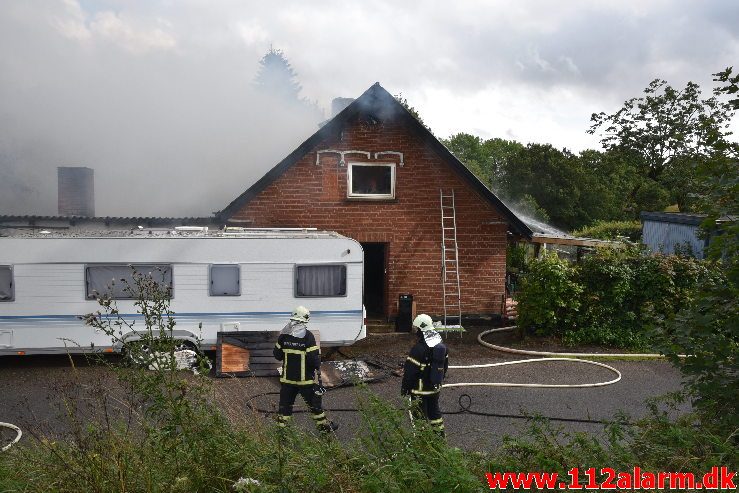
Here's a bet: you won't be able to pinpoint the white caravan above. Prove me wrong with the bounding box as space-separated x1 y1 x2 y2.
0 228 365 355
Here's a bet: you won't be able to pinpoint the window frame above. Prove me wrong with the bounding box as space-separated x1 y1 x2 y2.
346 162 396 200
208 264 241 297
84 264 174 300
0 265 14 302
294 263 348 298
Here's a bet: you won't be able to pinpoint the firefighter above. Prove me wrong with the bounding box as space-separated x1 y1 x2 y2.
273 306 338 433
401 314 449 436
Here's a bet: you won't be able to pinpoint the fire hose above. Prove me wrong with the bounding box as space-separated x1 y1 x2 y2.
0 422 22 452
444 326 622 389
245 325 679 425
444 325 679 389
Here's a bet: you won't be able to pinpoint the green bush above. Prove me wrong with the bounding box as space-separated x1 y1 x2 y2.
516 251 582 336
517 247 721 349
572 220 642 241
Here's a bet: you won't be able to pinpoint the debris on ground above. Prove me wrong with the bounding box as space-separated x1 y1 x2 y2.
321 360 376 387
146 349 210 374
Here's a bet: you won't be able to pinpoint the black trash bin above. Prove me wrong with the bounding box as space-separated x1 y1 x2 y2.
396 294 413 332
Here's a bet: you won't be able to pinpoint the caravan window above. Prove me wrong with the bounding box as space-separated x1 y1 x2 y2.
295 265 346 297
0 266 13 302
86 264 173 300
210 264 240 296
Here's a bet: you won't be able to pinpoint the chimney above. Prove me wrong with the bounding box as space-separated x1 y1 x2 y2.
58 167 95 216
331 97 354 117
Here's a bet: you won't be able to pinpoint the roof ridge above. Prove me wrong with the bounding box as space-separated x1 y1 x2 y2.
217 83 531 237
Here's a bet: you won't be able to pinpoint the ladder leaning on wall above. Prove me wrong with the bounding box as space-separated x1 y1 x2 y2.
439 189 463 331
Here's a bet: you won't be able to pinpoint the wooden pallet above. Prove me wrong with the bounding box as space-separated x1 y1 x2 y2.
216 331 281 377
215 330 321 378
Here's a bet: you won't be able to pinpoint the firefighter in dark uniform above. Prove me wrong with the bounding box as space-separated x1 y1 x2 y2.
273 306 338 433
401 314 449 436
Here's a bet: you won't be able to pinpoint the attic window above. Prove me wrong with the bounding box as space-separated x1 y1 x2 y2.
347 163 395 199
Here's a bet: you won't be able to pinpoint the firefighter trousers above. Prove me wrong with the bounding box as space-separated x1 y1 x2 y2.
277 384 329 429
411 393 445 436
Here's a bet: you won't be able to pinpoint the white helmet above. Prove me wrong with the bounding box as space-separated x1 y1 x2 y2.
413 314 442 347
412 314 434 331
290 305 310 323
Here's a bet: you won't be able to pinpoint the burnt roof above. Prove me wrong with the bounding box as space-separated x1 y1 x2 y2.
217 82 532 237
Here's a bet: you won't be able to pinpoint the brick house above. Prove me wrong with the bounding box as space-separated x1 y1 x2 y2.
218 83 531 322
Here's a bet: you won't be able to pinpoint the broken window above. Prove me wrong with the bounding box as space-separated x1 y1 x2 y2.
210 264 240 296
0 266 13 301
86 264 173 300
295 265 346 297
347 163 395 199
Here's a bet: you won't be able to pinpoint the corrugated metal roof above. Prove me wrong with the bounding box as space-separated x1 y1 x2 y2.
640 212 706 226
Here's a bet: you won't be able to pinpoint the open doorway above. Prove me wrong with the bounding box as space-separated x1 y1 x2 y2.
361 242 387 318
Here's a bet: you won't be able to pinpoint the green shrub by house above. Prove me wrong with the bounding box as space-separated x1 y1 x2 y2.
572 220 642 241
516 251 582 337
517 247 722 349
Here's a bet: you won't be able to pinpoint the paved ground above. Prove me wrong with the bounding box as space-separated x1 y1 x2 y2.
0 327 689 451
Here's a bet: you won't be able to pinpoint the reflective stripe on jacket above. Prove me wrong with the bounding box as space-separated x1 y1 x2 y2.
273 330 320 386
402 340 449 395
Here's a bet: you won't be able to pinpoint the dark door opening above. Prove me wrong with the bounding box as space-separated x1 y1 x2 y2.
361 242 387 318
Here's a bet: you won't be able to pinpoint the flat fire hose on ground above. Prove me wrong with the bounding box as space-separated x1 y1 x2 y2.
443 326 681 389
0 422 22 452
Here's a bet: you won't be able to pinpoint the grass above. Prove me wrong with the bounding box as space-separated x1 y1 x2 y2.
1 365 735 493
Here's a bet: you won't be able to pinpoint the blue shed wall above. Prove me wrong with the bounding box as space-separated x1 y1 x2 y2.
642 220 706 258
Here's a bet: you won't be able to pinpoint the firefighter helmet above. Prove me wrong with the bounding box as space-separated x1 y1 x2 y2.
412 314 434 330
290 305 310 323
413 314 442 347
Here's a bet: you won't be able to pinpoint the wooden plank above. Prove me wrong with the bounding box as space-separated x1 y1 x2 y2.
216 330 320 378
247 363 281 370
250 369 280 377
249 346 274 356
218 343 250 375
530 235 623 248
248 356 280 364
228 342 279 350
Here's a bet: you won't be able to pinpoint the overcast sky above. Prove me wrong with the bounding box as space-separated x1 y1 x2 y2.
1 0 737 217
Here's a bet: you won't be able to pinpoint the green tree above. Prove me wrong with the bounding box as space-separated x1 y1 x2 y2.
498 143 594 229
254 47 303 102
588 78 736 210
441 133 523 191
654 68 739 431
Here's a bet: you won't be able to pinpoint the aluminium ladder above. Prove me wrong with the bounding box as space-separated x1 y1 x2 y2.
439 189 463 330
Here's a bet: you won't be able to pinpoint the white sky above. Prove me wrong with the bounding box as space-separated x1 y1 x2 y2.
1 0 737 216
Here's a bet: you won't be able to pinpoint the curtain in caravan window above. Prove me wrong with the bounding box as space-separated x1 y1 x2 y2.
210 264 240 296
0 266 12 301
86 264 172 299
296 265 346 297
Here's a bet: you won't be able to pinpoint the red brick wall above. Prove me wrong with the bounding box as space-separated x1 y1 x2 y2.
230 115 507 318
